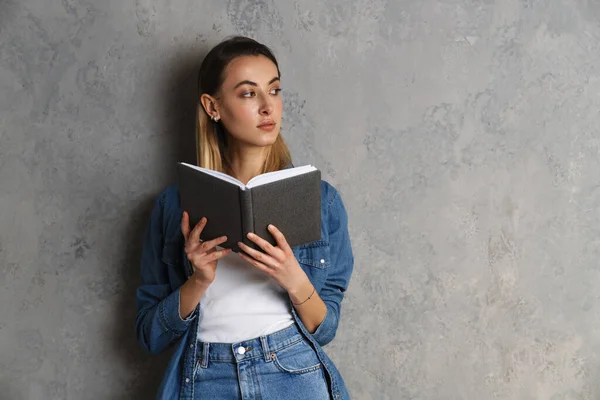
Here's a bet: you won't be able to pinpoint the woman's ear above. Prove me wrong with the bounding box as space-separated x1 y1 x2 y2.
199 93 220 120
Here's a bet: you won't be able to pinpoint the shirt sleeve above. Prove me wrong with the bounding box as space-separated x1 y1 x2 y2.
311 187 354 346
134 190 196 355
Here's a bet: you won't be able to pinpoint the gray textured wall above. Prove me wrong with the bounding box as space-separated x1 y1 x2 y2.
2 0 600 399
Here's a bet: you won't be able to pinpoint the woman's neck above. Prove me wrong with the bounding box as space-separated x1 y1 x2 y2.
226 144 269 185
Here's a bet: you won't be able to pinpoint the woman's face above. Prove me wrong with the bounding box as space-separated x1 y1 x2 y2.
213 55 283 148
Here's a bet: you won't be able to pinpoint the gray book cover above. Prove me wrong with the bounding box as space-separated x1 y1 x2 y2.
177 163 321 253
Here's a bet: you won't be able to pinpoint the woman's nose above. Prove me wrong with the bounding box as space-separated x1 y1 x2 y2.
260 95 273 115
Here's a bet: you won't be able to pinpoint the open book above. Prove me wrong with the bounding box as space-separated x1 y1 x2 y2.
177 162 322 252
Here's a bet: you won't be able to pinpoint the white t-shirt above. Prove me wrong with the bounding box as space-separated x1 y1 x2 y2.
196 248 294 343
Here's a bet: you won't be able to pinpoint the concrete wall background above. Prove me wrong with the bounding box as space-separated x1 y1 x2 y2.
2 0 600 399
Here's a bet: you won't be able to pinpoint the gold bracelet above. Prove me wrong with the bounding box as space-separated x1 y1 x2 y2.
292 287 316 306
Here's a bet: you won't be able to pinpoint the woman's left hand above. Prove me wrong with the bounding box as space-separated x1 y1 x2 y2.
237 224 309 294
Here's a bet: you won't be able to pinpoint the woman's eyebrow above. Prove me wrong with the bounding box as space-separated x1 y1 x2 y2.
233 77 280 89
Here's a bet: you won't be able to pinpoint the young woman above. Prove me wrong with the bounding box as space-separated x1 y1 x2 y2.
135 36 354 400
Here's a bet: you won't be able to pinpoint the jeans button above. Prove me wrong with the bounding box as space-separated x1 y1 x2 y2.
236 346 246 355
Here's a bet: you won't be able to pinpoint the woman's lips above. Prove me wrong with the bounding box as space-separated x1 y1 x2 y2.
258 123 276 131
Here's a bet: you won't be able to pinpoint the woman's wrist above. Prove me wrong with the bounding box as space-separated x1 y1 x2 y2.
190 271 213 289
288 279 314 305
179 274 210 319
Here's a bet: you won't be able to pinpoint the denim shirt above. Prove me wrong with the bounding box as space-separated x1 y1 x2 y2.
134 180 354 399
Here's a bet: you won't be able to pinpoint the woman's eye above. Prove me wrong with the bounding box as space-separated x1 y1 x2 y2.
241 89 281 98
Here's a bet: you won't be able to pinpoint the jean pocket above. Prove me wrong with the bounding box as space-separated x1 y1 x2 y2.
271 339 322 375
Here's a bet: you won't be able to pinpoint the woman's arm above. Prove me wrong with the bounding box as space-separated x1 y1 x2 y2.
135 195 232 355
178 211 232 319
134 191 197 355
287 279 328 333
178 277 209 319
304 188 354 345
237 186 354 344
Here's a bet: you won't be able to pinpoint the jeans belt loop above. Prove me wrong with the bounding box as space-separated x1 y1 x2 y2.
201 342 210 368
260 336 271 362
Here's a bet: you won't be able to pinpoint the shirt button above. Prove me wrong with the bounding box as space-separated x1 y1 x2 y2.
320 259 325 264
189 344 193 348
236 346 246 355
185 378 190 383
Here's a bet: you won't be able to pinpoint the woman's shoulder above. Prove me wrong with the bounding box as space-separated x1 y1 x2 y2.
160 184 181 201
153 184 181 211
320 179 343 208
150 185 182 231
287 162 341 206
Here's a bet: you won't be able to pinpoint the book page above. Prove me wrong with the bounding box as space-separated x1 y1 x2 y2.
178 162 245 189
246 165 317 188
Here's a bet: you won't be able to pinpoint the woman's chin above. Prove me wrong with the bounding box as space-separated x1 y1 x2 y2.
230 129 280 148
254 130 280 146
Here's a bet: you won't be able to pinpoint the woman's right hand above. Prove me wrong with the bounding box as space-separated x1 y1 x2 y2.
181 211 232 286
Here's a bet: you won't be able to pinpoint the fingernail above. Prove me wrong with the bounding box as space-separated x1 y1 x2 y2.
247 232 254 238
201 217 206 223
268 224 274 230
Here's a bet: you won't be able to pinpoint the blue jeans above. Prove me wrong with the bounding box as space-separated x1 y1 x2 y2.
193 324 331 399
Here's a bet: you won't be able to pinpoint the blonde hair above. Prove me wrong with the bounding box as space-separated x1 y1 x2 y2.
195 104 292 174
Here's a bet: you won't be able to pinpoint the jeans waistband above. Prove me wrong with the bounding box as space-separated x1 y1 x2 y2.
195 323 305 365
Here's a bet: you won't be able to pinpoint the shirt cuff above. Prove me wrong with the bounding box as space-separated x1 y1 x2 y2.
158 286 197 333
311 304 336 344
